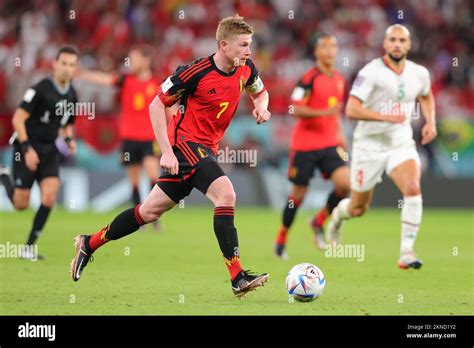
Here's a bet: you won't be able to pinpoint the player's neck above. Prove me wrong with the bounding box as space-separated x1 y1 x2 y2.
384 54 405 73
316 61 335 76
213 52 236 74
135 69 152 80
52 75 69 90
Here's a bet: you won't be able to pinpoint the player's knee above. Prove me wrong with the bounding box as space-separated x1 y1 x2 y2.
336 184 350 197
41 195 56 207
13 193 29 210
404 181 421 196
14 200 29 210
215 188 236 207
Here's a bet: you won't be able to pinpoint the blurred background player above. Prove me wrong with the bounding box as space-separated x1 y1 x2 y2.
274 33 350 259
70 15 271 298
0 46 78 260
326 24 437 269
76 45 162 230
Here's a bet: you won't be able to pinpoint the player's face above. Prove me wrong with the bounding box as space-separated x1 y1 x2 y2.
129 50 150 73
383 28 411 62
315 36 338 66
224 34 252 67
53 53 78 82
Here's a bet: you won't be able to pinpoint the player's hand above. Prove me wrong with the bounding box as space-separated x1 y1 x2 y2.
25 148 39 171
326 103 343 115
252 108 271 125
421 123 437 145
67 139 77 155
160 151 179 175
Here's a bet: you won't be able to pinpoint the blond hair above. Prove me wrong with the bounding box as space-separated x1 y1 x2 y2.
216 15 254 47
385 24 411 38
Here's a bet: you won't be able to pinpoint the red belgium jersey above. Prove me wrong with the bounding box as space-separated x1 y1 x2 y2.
290 67 345 151
115 74 159 141
158 54 265 154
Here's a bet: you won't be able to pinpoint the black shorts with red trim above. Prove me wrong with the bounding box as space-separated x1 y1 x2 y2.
157 141 225 203
288 146 347 186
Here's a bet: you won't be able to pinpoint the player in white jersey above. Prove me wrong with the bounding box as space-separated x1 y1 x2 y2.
326 24 437 269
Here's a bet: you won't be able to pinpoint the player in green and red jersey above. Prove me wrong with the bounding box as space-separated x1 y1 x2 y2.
274 33 350 259
70 15 271 298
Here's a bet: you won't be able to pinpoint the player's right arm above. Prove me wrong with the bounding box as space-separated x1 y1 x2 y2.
75 69 117 86
346 65 405 124
290 75 341 118
12 108 41 173
345 96 400 122
149 95 178 175
150 64 199 175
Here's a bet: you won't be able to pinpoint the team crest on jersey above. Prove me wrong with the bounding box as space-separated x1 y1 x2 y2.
197 147 208 158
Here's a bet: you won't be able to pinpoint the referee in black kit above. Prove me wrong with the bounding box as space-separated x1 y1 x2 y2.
0 46 79 260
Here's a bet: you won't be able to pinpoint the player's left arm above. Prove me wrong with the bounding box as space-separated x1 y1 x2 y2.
62 124 76 155
249 89 271 125
245 60 271 125
337 114 348 149
417 68 437 145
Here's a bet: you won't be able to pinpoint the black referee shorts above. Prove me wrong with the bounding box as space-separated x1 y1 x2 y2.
12 142 60 189
157 141 225 203
288 145 347 186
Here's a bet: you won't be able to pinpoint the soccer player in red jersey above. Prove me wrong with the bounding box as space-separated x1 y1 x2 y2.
70 16 271 298
77 45 163 220
274 33 350 259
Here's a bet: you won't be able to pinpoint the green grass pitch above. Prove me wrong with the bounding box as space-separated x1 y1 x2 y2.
0 206 472 315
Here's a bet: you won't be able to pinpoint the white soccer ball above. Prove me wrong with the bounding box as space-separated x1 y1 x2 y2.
285 263 326 302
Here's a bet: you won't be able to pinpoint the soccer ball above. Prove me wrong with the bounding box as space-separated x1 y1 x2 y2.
285 263 326 302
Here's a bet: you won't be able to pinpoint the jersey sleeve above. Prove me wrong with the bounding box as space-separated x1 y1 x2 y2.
158 63 202 107
349 63 376 103
290 72 315 106
245 59 265 95
419 66 431 97
19 82 42 114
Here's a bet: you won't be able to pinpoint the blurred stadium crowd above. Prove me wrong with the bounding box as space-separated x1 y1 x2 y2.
0 0 472 175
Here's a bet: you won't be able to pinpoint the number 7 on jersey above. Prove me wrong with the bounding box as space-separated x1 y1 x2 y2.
216 101 229 119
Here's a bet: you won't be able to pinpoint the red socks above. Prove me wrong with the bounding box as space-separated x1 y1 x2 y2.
88 225 110 251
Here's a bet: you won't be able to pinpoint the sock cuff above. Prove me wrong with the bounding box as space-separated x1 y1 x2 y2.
134 204 145 225
214 206 235 216
403 195 422 204
337 198 351 219
288 196 302 207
